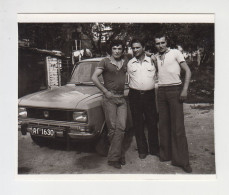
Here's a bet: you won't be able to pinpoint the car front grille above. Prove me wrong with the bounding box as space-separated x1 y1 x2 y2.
27 108 73 122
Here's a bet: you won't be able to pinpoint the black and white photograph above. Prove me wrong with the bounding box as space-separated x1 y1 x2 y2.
1 0 229 192
17 14 215 176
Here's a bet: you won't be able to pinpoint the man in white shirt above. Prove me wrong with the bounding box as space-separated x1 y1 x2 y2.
127 38 159 159
154 34 192 173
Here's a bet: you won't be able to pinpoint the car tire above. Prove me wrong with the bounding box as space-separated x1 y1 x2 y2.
95 125 110 157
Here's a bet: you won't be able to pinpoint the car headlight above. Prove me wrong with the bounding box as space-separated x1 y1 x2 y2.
73 111 87 122
18 107 27 118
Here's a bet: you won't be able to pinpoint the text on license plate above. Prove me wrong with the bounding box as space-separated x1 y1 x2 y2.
32 127 55 137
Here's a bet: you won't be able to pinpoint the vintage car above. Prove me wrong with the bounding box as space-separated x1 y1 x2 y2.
18 58 132 153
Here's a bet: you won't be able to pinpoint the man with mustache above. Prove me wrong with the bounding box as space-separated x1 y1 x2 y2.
127 38 159 160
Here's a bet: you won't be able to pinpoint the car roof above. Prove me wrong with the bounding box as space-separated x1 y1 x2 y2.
80 57 104 62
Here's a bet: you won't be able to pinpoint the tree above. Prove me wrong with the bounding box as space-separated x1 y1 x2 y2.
18 23 214 60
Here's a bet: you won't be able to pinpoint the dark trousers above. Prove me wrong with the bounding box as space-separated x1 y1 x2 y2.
157 85 190 166
102 96 127 162
128 88 159 155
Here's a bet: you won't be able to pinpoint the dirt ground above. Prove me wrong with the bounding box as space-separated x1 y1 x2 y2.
18 103 215 175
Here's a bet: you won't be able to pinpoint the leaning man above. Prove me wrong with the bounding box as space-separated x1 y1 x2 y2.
92 40 128 169
154 34 192 173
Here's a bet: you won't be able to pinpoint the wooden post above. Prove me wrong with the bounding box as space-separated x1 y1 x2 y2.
57 59 61 87
45 56 50 89
75 40 77 51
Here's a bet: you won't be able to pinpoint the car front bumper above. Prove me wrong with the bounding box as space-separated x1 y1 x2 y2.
18 118 99 140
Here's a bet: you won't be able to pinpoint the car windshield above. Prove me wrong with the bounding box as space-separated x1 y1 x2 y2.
69 61 103 84
69 60 129 85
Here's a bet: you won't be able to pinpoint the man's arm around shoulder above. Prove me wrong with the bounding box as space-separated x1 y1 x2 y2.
150 54 158 73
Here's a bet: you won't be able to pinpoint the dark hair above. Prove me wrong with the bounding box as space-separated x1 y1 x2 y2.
154 33 167 42
108 39 125 54
131 37 146 48
153 33 171 48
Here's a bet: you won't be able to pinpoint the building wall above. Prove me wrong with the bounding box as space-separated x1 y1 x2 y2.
18 48 72 98
18 48 47 98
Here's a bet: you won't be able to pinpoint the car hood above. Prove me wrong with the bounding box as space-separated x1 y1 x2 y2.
18 84 101 109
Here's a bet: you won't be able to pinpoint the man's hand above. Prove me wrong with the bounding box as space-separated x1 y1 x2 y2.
150 54 157 62
145 51 153 57
180 89 188 102
104 91 113 99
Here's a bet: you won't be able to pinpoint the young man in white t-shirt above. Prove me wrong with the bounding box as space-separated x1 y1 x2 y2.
153 34 192 173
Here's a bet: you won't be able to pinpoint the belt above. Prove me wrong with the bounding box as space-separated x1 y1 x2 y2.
158 84 182 89
129 88 154 95
109 90 124 95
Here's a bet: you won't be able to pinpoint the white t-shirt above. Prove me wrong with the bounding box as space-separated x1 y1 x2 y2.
156 49 185 86
127 55 156 90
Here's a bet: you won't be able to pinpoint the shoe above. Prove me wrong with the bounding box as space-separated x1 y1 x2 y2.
108 161 121 169
182 165 192 173
171 162 193 173
120 159 126 165
150 152 160 157
139 154 148 159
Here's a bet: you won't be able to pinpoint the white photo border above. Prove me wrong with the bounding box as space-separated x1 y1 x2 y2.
1 0 229 194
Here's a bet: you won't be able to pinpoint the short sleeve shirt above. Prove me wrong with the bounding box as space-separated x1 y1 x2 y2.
97 56 128 92
127 55 156 90
155 49 185 86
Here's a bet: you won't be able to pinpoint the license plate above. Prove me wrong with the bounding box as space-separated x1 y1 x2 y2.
31 127 55 137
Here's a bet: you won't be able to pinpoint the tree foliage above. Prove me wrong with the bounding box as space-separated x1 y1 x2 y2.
18 23 214 56
160 23 214 52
